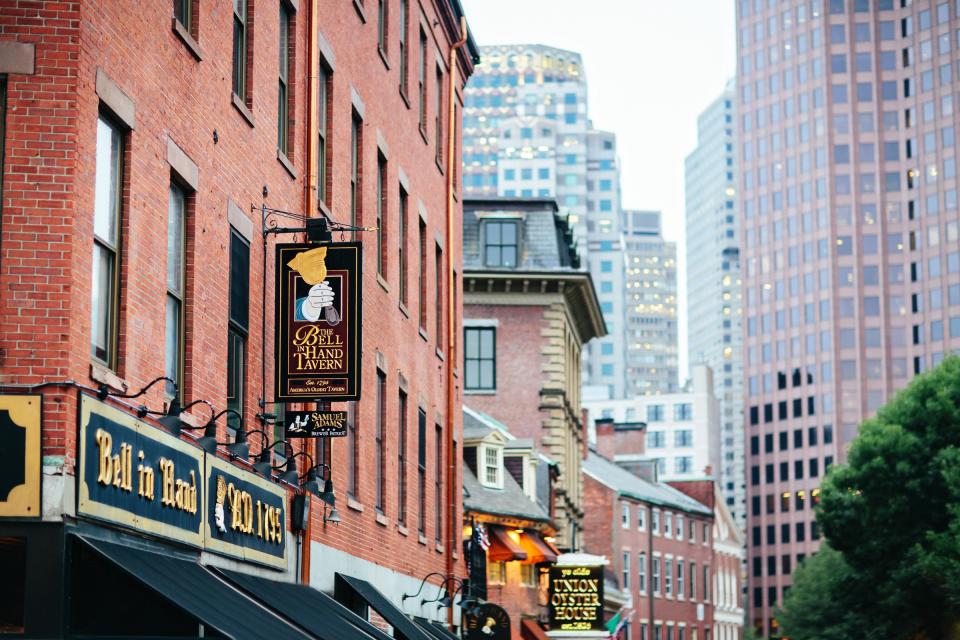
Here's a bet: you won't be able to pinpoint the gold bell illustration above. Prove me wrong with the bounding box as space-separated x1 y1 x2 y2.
287 247 328 285
288 247 340 325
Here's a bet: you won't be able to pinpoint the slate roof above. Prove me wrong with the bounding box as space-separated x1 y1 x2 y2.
462 466 551 523
583 451 712 516
463 198 580 271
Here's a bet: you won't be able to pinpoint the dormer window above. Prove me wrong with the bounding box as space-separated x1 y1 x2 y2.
483 220 519 267
481 444 503 489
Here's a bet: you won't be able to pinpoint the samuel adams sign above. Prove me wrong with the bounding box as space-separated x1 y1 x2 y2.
275 243 362 402
548 565 605 632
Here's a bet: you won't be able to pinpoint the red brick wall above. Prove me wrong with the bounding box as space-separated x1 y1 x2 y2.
595 420 646 461
484 561 543 640
583 473 715 638
463 304 545 443
0 0 471 582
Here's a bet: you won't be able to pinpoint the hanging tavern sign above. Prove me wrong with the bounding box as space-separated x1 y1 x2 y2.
275 242 362 402
548 564 605 632
283 409 348 438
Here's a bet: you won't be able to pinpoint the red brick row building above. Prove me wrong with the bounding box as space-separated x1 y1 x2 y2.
0 0 479 636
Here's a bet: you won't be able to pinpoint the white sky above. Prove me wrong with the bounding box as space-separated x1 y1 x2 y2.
461 0 737 381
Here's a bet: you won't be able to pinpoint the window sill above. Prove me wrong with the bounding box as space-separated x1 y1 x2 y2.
419 125 428 145
418 534 428 545
232 93 254 128
318 199 333 220
419 327 428 342
378 47 391 70
434 543 444 554
435 347 444 361
397 524 409 536
435 156 444 175
90 362 128 394
375 512 389 527
347 497 364 512
464 389 496 396
399 89 410 109
352 0 366 22
172 18 203 61
377 273 390 293
398 302 410 318
277 149 297 179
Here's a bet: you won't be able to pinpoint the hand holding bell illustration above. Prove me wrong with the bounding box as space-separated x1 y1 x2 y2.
288 247 341 325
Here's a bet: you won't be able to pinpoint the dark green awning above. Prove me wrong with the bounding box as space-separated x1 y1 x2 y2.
335 573 435 640
76 536 312 640
414 617 460 640
215 567 392 640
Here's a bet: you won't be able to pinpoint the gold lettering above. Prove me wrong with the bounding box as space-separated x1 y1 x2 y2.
160 458 176 507
96 429 113 485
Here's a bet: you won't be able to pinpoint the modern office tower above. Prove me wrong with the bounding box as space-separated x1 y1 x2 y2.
737 1 960 636
684 81 746 528
463 45 628 396
622 210 679 395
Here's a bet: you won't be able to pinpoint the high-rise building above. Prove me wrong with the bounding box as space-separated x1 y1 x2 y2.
684 81 746 527
736 1 960 636
462 45 630 397
622 210 679 395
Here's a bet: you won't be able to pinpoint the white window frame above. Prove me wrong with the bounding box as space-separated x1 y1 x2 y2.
480 443 503 489
622 502 630 528
652 509 661 535
676 515 684 540
638 505 647 531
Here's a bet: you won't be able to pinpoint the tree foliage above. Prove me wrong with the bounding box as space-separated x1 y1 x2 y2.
779 356 960 639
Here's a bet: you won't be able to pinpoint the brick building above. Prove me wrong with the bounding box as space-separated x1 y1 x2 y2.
0 0 479 636
462 196 605 552
583 450 716 640
461 406 558 640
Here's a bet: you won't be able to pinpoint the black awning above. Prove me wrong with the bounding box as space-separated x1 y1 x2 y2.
414 617 460 640
76 536 312 640
215 567 392 640
335 573 435 640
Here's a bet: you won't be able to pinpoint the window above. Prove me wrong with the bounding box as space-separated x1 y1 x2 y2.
483 220 519 267
464 326 495 390
165 183 187 400
375 369 387 512
488 560 505 585
398 0 408 96
435 67 443 164
665 558 673 596
677 560 685 598
652 556 661 594
520 563 536 587
418 408 427 534
622 552 631 589
174 0 193 33
664 512 673 537
347 404 359 497
398 389 408 526
482 445 502 488
91 115 124 368
689 562 696 600
317 63 331 207
638 506 647 531
227 229 249 436
435 244 443 347
674 403 693 420
675 457 693 473
232 0 249 100
434 422 443 542
621 502 630 528
675 430 693 447
376 153 387 276
652 509 661 534
418 29 427 132
419 218 427 329
703 565 710 601
398 186 408 306
377 0 388 55
676 515 684 540
277 2 292 155
351 111 363 232
647 405 665 422
639 552 647 593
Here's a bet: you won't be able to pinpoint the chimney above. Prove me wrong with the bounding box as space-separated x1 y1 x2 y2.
595 418 616 460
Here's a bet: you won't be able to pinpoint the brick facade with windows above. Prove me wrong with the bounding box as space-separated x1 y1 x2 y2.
0 0 478 633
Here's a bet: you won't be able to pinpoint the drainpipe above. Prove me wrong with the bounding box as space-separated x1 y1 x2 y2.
445 15 468 630
300 0 319 587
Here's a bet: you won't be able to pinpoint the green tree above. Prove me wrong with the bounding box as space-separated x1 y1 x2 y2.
779 356 960 639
